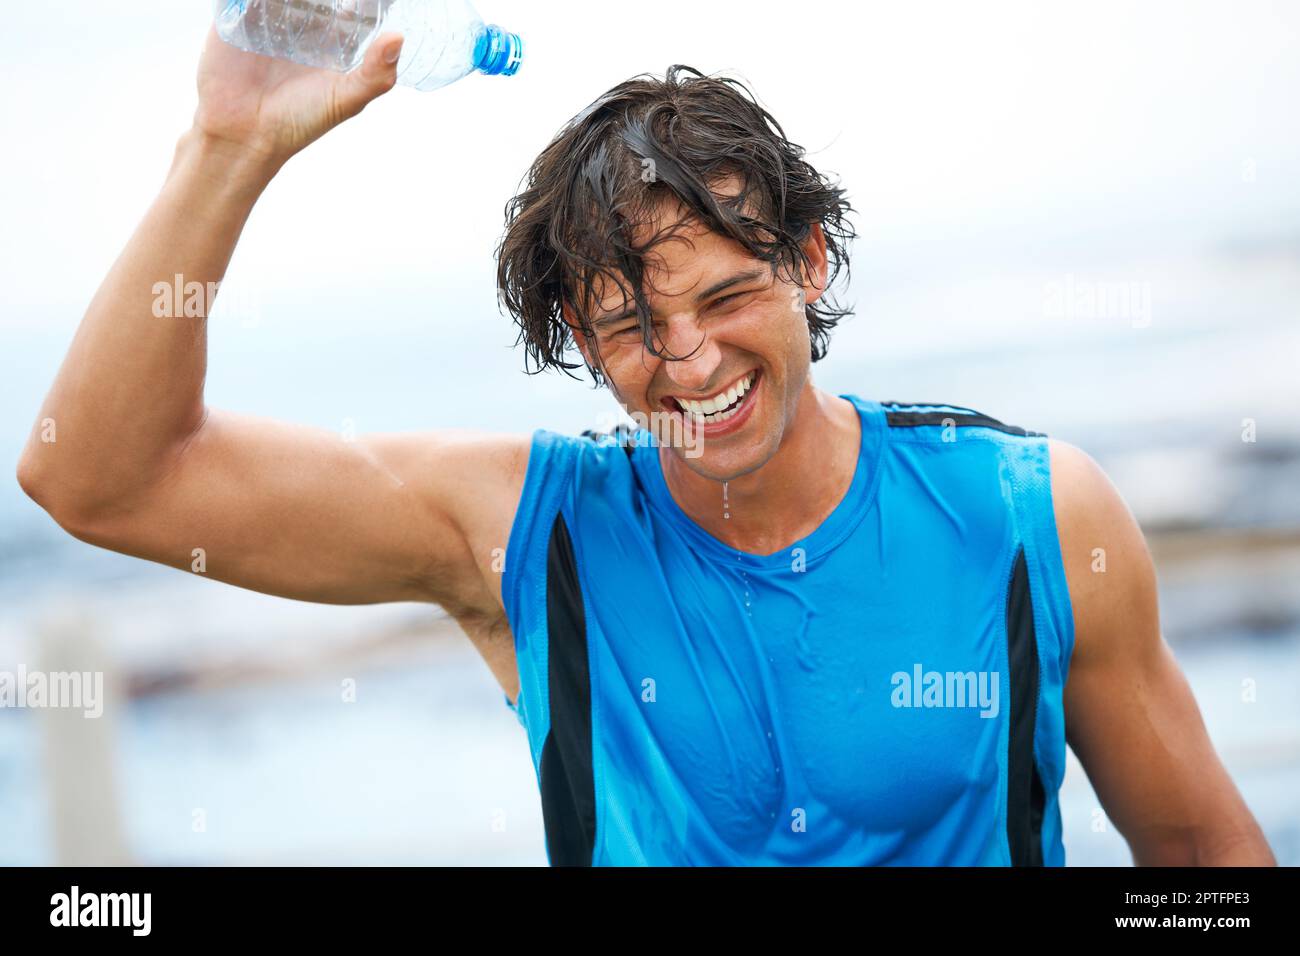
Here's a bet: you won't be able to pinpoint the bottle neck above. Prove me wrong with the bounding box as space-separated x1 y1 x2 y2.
474 24 523 76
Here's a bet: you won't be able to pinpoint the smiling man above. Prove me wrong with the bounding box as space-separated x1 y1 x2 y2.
17 30 1274 867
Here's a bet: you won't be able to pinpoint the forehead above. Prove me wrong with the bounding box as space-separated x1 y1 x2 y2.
591 215 752 308
582 173 769 313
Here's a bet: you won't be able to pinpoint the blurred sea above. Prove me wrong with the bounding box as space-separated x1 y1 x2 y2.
1 233 1298 865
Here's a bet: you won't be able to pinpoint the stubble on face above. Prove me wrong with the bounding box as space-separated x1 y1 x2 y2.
571 177 826 481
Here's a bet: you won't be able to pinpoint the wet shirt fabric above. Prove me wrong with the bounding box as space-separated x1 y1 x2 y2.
501 396 1074 866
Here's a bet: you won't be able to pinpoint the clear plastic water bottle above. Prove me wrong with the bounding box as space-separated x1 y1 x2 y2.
214 0 523 92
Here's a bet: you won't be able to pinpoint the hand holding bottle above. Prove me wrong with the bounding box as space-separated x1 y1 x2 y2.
192 23 404 177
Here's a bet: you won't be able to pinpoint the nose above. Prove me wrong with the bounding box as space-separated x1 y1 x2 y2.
657 314 723 395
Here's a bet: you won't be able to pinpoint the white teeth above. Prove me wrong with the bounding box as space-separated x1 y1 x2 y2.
676 371 756 424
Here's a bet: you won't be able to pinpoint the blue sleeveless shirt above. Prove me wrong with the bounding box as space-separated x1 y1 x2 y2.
502 397 1075 866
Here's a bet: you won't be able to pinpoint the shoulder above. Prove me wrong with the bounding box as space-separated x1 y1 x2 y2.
1046 438 1148 569
500 425 644 627
507 425 633 488
523 424 643 490
503 424 640 549
875 400 1047 441
1047 438 1160 666
871 399 1051 509
868 403 1158 664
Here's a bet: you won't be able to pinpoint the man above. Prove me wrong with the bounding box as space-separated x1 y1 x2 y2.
17 28 1274 866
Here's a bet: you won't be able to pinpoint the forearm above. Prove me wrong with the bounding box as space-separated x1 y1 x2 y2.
18 129 278 518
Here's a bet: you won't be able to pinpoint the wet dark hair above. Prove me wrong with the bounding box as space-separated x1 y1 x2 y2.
494 64 857 384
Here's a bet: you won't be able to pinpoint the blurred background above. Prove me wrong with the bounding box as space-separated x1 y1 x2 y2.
1 0 1297 865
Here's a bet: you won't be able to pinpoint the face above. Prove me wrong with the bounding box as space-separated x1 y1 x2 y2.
566 189 828 481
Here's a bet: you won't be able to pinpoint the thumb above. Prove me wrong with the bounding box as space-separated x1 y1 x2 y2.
338 32 404 112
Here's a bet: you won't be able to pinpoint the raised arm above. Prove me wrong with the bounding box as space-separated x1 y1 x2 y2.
16 28 527 626
1050 439 1275 865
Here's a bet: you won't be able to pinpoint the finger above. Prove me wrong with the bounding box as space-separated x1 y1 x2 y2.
338 32 404 111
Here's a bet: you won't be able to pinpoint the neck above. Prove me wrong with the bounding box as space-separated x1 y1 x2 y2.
659 383 862 555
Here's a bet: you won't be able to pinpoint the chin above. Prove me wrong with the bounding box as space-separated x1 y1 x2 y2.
673 430 777 482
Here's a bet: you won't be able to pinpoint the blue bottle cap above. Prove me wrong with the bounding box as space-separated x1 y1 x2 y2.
476 24 524 76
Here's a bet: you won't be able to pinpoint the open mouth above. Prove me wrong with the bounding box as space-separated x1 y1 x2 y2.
664 369 760 426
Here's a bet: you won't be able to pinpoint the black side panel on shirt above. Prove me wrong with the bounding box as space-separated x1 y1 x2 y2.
1005 545 1047 866
538 513 597 866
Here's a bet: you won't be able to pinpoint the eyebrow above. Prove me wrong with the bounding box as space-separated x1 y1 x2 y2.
591 268 768 329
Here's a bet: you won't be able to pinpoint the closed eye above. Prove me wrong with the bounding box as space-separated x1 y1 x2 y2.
604 290 753 339
713 290 755 310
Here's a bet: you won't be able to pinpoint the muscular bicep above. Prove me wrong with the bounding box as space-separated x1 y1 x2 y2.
1051 439 1263 864
70 408 530 610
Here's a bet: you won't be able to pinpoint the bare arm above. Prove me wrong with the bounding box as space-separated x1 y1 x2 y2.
16 28 526 621
1050 439 1275 865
